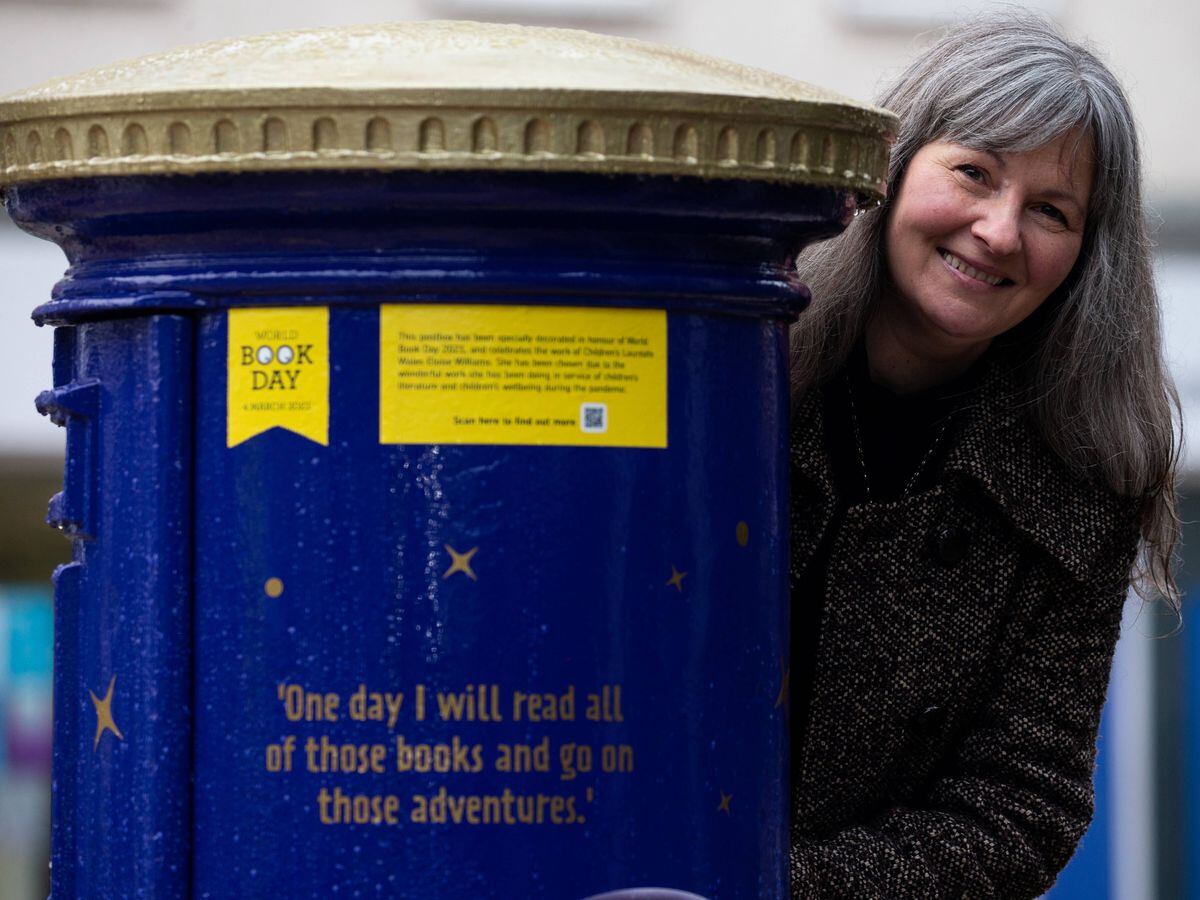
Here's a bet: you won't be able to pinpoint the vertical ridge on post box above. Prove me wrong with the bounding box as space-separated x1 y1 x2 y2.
49 559 82 900
46 317 194 899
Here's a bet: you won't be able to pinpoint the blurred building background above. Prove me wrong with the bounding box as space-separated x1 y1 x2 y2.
0 0 1196 898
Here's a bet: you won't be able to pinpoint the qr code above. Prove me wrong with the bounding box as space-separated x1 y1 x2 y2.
580 403 608 434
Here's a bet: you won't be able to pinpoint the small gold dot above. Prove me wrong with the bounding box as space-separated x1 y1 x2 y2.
264 577 284 598
736 521 750 547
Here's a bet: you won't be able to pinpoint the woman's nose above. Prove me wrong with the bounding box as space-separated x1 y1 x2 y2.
970 202 1022 257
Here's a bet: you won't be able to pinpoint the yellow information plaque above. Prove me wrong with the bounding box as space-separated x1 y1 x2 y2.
379 304 667 448
227 307 330 447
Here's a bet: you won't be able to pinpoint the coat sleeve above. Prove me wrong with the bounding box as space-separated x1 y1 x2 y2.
789 560 1132 900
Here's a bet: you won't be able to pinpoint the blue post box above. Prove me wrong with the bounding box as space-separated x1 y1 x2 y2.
0 22 893 899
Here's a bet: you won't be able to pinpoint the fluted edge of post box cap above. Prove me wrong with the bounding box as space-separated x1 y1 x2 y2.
0 20 896 194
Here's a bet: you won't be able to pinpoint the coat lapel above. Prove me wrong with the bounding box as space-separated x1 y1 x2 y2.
941 358 1139 586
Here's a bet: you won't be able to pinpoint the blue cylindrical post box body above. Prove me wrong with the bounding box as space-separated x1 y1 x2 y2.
0 22 893 900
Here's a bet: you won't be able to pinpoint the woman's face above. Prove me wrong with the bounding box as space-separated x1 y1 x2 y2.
881 131 1093 360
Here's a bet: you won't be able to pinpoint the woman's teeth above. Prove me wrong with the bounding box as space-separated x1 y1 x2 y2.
940 250 1006 286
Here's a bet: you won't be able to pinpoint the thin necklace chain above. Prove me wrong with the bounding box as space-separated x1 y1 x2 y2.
843 367 951 502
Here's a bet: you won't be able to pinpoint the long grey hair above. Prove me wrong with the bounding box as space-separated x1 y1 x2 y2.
790 13 1181 604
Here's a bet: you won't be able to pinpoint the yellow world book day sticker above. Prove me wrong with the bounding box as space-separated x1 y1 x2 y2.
227 307 330 447
380 305 667 448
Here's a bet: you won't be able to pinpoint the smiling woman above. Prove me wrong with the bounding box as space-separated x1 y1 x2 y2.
786 13 1181 900
875 132 1093 391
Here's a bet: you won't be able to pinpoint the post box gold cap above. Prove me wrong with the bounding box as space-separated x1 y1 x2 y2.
0 21 895 194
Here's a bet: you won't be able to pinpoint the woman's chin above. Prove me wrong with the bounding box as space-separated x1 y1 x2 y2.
914 311 996 357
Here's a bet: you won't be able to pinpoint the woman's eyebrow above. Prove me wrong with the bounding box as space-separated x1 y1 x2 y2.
980 148 1006 169
1038 188 1084 206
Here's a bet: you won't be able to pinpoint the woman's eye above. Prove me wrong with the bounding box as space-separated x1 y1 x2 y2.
957 164 986 182
1035 203 1069 225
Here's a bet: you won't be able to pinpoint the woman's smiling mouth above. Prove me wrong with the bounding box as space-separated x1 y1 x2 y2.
938 249 1013 286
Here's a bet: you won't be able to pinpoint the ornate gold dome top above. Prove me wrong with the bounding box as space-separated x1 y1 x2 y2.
0 21 895 192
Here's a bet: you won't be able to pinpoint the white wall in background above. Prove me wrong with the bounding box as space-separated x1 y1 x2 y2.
429 0 667 21
835 0 1063 29
0 225 66 456
1159 254 1200 473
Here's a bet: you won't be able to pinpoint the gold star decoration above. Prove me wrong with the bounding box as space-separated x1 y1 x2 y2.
443 544 479 581
775 656 790 713
718 791 733 814
736 521 750 547
665 565 687 593
90 675 124 751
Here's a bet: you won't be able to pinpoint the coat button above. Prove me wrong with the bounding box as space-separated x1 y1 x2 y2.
912 704 946 737
932 524 970 566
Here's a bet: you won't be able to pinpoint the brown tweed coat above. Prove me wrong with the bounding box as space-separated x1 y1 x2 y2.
787 357 1141 899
